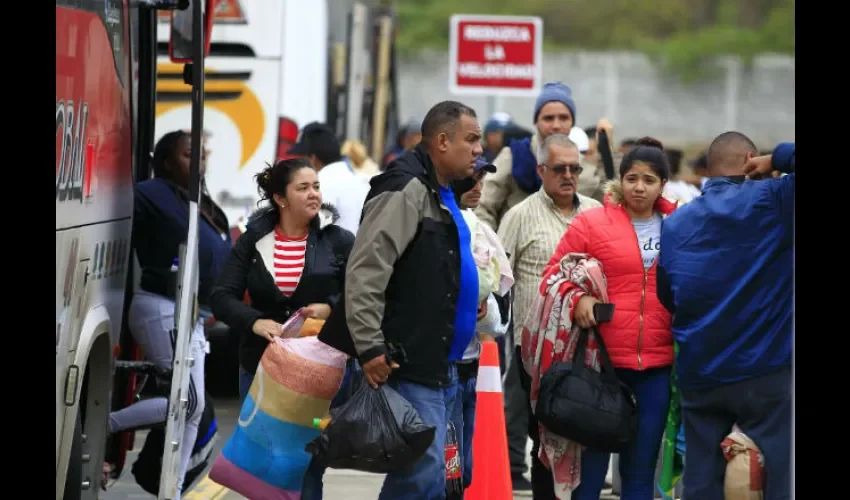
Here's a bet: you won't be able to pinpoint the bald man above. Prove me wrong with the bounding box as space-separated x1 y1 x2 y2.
656 133 794 500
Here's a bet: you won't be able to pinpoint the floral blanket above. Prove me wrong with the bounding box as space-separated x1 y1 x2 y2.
520 253 609 498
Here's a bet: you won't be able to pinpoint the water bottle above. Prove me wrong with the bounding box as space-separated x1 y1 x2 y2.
313 417 332 431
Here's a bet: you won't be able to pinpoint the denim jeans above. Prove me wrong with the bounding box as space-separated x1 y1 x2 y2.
451 373 477 488
374 364 461 500
301 360 361 500
572 367 672 500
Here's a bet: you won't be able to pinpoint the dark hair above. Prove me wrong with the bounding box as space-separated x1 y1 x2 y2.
502 123 534 145
151 130 188 179
254 157 315 210
620 138 638 148
583 126 597 140
665 148 684 176
295 123 343 165
421 100 477 141
706 131 758 173
450 176 478 207
618 137 670 180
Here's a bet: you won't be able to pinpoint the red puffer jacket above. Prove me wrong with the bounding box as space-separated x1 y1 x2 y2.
545 181 678 370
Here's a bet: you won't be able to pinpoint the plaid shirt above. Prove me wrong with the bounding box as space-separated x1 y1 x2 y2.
497 188 602 347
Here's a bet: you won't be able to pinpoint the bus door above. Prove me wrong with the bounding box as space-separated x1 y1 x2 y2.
159 0 215 497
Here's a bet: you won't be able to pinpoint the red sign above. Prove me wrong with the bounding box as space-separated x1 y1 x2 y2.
449 15 543 96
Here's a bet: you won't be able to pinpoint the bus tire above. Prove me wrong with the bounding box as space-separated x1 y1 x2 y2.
63 410 83 500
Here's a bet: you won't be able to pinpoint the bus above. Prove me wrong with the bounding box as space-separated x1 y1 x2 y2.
155 0 330 228
56 1 212 498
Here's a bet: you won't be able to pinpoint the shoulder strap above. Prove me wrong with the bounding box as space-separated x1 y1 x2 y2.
572 327 618 382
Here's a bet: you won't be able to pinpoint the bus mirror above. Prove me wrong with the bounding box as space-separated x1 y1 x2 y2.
168 0 215 63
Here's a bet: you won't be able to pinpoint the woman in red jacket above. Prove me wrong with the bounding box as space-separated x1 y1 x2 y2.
544 137 677 500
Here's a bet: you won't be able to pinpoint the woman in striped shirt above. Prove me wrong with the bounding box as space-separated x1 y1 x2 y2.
209 157 356 402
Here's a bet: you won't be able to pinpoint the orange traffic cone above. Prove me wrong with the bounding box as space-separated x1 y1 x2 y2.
464 341 513 500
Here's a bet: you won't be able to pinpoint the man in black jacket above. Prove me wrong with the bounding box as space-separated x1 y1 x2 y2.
320 100 484 499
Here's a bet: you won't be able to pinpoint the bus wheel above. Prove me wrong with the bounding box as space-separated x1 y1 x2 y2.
63 411 83 500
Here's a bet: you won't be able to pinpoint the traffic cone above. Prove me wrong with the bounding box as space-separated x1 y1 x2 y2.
464 341 513 500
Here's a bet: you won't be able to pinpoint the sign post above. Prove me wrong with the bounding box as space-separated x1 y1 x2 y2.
448 14 543 97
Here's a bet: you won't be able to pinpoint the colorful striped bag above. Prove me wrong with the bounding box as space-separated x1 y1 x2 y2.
209 335 347 499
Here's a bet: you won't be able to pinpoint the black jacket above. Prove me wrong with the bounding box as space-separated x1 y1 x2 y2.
134 178 232 305
209 204 354 374
319 146 463 388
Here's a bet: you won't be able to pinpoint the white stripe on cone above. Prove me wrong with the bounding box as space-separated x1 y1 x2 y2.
475 366 502 393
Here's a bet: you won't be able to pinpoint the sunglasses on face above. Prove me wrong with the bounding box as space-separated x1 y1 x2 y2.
542 163 583 176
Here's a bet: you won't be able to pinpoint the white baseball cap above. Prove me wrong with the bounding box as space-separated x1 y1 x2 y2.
568 126 590 153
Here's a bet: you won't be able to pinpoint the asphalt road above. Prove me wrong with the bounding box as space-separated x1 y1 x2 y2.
103 397 629 500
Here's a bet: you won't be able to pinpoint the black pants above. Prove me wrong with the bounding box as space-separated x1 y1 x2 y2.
505 342 530 476
515 346 557 500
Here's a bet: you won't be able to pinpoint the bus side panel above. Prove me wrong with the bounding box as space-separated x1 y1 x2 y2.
56 219 133 497
279 0 328 129
153 0 328 226
55 306 114 500
154 57 281 226
56 6 134 231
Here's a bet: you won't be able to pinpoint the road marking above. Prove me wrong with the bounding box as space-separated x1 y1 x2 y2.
184 474 228 500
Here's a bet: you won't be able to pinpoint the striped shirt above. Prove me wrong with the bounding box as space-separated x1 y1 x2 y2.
273 230 307 296
497 189 602 347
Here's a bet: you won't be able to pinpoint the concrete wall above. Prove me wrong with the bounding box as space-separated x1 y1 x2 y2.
396 50 795 148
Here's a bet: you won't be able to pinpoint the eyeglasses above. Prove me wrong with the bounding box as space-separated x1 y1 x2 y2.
542 163 583 176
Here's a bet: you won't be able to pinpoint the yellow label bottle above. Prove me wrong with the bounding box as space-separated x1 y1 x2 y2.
313 417 331 430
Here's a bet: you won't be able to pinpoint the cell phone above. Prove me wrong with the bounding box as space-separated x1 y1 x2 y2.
593 303 615 324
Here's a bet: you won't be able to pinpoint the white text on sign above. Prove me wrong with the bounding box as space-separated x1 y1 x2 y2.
463 25 532 42
484 45 505 61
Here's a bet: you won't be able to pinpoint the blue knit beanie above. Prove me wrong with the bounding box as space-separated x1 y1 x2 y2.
533 82 576 123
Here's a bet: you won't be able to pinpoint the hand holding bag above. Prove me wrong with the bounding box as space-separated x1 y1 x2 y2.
535 327 638 453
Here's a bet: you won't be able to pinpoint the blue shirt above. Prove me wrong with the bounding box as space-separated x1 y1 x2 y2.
439 185 479 362
657 143 795 391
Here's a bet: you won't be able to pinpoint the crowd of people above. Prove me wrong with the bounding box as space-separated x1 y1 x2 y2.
110 80 793 500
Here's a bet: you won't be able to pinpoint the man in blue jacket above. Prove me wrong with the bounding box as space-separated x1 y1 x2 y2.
657 132 794 500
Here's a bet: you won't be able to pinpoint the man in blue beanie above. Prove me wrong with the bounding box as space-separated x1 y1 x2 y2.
477 82 612 232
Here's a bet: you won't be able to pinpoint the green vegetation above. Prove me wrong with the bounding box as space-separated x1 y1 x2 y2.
392 0 794 82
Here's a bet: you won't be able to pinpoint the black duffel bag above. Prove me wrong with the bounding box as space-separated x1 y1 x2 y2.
535 327 638 453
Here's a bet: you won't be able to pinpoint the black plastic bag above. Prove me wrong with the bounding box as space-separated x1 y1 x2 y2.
306 379 436 473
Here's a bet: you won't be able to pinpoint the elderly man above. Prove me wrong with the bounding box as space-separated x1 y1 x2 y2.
498 133 602 496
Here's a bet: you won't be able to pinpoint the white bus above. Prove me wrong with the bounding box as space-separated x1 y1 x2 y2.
155 0 330 227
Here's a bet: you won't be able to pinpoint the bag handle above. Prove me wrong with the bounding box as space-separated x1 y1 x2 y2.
572 326 618 384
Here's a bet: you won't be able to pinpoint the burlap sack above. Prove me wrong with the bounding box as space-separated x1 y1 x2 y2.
721 426 764 500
